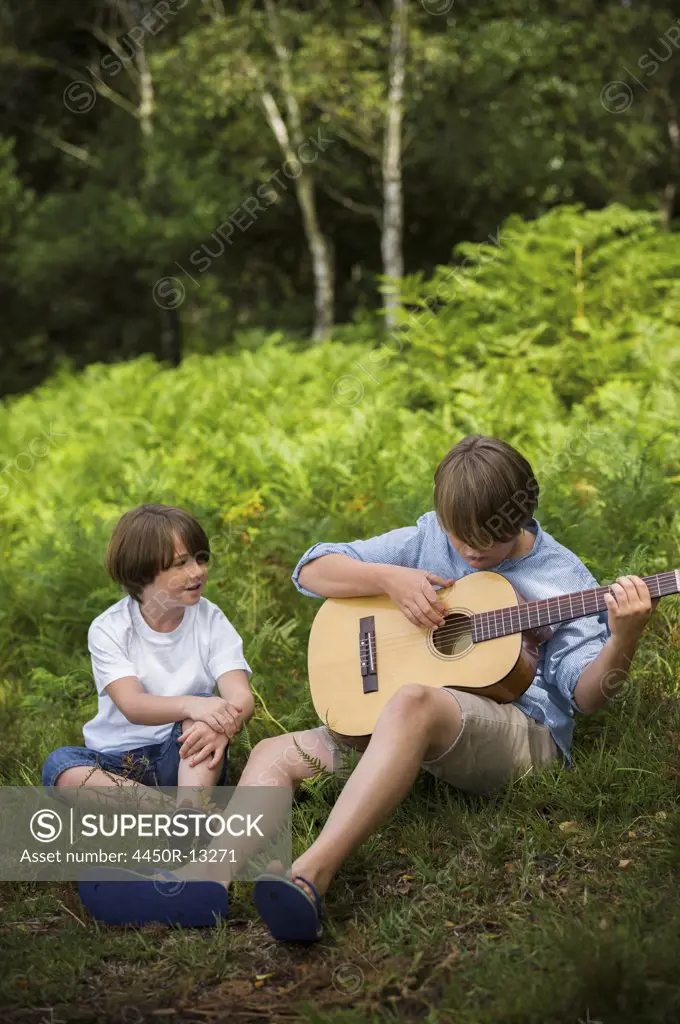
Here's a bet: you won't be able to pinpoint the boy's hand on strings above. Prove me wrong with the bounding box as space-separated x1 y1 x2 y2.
604 575 658 645
382 566 454 628
183 695 242 737
177 720 228 768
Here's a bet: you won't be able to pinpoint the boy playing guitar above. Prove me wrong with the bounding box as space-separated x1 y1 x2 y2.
250 434 657 939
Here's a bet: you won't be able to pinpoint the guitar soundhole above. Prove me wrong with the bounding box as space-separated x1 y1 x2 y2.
431 612 473 658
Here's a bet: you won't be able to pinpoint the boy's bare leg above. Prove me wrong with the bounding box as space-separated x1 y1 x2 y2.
291 684 461 897
54 766 174 813
176 718 225 806
171 725 336 884
53 718 223 813
173 684 461 894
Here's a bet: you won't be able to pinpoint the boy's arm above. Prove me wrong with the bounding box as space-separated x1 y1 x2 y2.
105 677 240 733
206 606 253 735
572 575 657 714
216 668 255 732
294 524 454 627
292 525 422 598
298 555 395 597
299 556 454 627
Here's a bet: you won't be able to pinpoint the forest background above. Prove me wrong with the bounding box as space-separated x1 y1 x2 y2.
1 2 680 1022
2 0 680 394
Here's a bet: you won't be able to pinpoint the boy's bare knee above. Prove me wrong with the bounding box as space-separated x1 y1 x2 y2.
54 765 98 787
383 683 432 717
248 732 336 784
54 767 79 787
246 736 293 784
374 685 449 739
251 735 286 760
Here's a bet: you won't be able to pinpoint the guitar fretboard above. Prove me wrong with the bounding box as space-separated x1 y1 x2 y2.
471 570 680 644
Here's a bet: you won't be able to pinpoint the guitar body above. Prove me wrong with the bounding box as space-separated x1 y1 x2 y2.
308 571 541 737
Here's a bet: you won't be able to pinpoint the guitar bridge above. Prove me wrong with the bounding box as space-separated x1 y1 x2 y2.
359 616 378 693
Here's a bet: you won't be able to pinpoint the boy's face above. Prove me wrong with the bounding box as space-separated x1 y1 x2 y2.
446 530 521 570
143 534 209 610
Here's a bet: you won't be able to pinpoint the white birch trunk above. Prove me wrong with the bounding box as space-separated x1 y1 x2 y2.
259 89 333 340
381 0 407 329
262 0 334 340
113 2 155 168
112 1 181 362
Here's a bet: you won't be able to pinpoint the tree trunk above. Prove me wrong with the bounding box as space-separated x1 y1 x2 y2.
113 1 180 363
381 0 407 330
661 116 679 230
262 0 334 340
114 1 155 173
296 175 334 340
160 305 182 367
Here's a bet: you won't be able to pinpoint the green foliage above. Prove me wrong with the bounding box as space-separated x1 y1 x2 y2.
3 1 680 393
0 203 678 781
1 201 680 1019
399 203 680 414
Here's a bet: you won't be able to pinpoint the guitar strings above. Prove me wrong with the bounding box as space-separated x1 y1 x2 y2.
312 577 679 677
369 571 677 643
367 600 649 650
355 572 677 650
313 576 673 668
351 603 635 658
370 606 595 647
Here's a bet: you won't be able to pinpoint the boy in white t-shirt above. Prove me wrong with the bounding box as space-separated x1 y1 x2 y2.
42 504 254 799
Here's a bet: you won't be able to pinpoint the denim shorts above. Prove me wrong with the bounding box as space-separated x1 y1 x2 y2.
42 719 229 788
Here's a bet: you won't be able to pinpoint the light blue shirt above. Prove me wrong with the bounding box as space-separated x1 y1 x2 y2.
291 512 611 764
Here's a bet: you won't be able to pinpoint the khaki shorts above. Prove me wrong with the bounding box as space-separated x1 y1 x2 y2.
315 688 560 795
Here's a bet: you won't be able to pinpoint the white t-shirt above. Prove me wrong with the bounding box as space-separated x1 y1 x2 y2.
82 595 252 753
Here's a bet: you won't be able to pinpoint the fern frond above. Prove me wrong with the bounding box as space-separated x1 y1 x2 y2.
292 735 331 778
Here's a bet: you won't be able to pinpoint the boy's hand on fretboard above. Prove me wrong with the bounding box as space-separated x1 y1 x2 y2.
604 575 658 646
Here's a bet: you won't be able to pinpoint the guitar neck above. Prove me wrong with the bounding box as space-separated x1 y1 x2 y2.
471 569 680 643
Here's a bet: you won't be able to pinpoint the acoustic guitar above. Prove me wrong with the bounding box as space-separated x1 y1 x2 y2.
307 568 679 737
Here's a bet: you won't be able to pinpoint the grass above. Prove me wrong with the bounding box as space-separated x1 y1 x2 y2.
0 278 679 1020
2 641 680 1022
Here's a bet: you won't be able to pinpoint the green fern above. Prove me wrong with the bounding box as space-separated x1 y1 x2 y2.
292 736 327 776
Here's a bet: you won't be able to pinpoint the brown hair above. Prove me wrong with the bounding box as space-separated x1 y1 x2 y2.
105 504 210 602
433 435 538 549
